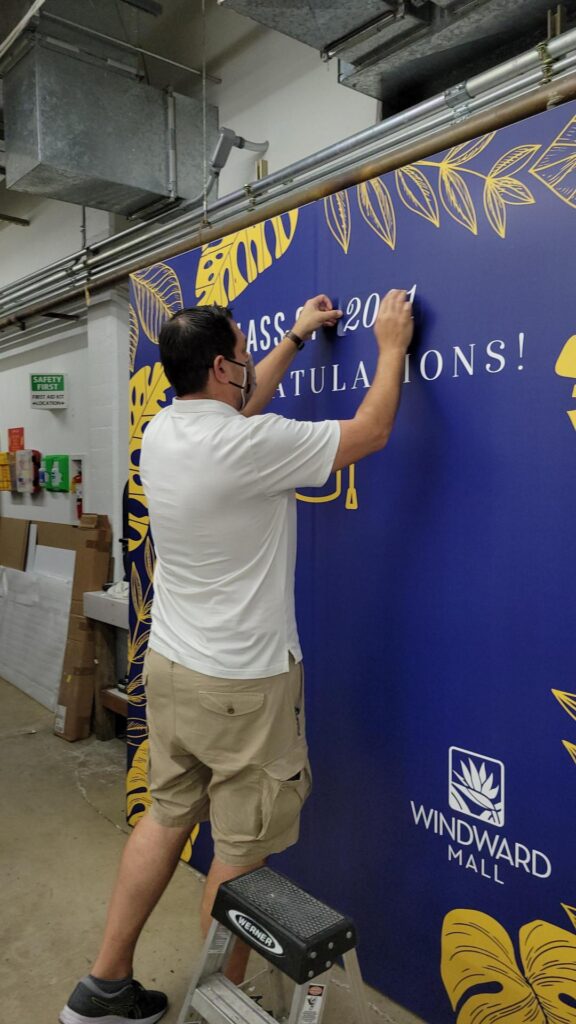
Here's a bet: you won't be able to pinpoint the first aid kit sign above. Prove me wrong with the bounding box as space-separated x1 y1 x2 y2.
30 374 67 409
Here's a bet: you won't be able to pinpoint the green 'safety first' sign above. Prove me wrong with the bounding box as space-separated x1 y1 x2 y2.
30 374 67 409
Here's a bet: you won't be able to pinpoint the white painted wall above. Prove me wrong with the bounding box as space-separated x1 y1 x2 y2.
0 197 116 290
209 26 378 197
0 328 88 523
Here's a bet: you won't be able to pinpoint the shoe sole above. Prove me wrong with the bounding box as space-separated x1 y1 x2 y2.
59 1006 167 1024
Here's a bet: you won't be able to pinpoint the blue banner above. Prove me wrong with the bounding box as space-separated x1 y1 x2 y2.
128 101 576 1023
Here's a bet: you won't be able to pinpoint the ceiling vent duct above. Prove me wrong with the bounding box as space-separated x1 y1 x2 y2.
217 0 576 111
2 38 219 215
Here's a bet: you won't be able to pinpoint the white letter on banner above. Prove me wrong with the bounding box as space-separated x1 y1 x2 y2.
453 345 476 378
274 312 286 342
420 351 443 381
352 361 370 390
311 366 326 395
410 802 435 829
290 369 305 396
260 315 272 351
486 340 506 373
456 820 474 845
332 365 346 392
532 851 552 878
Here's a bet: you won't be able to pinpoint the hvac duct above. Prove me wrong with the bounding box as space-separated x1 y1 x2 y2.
2 39 219 215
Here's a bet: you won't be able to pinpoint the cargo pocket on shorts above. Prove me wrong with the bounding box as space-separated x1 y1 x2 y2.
258 743 312 843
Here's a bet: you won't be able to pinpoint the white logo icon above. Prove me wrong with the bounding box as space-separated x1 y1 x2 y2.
227 910 284 955
448 747 505 827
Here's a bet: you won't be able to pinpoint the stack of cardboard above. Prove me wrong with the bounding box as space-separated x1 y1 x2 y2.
35 514 112 742
0 517 30 570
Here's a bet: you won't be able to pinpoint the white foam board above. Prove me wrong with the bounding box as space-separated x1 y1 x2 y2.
0 567 72 711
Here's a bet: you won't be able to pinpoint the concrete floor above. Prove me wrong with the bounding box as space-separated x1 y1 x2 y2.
0 677 425 1024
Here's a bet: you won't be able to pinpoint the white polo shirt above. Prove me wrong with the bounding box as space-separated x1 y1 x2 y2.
140 399 340 679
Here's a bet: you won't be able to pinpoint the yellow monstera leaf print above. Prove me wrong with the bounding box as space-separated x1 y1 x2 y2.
128 363 170 551
195 211 298 306
441 909 576 1024
126 738 151 826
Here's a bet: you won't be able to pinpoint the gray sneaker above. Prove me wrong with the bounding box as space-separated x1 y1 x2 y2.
59 977 168 1023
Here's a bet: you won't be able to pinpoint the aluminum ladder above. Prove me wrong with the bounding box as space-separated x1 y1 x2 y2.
177 865 371 1024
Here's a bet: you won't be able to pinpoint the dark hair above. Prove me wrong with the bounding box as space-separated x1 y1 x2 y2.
158 304 236 396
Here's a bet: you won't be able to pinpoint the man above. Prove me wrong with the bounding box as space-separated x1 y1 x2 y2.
60 289 413 1024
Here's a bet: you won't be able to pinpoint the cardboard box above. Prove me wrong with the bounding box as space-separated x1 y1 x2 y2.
67 612 96 648
54 640 95 742
35 515 112 604
37 514 112 741
0 517 30 570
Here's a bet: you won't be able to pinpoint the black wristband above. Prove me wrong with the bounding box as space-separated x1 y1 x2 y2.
285 329 305 351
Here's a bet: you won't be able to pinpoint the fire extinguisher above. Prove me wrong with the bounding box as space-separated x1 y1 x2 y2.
72 468 83 519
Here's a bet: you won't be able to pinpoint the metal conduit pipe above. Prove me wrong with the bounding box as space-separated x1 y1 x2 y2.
81 53 576 281
0 61 571 312
2 29 576 322
0 71 570 312
3 70 576 332
0 176 218 307
7 28 572 297
76 50 576 273
466 26 576 95
4 24 574 309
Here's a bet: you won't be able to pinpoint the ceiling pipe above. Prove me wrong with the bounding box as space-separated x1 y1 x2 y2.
0 0 47 61
41 12 221 84
6 23 576 309
2 68 576 333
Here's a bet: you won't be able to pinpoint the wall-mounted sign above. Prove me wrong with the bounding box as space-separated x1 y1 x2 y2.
30 373 67 409
8 427 25 451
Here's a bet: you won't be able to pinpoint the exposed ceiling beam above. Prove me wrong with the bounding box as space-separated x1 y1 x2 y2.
119 0 163 15
0 0 46 62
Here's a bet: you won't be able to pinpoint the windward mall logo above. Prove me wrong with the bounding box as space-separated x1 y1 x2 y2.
448 747 504 827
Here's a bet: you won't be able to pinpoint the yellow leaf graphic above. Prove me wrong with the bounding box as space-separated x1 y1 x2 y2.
195 212 299 305
129 628 150 666
126 738 151 824
521 920 576 1023
128 363 170 551
127 719 148 749
442 910 543 1024
562 905 576 933
181 826 200 863
530 115 576 208
131 562 143 620
395 166 440 227
131 263 183 344
492 176 535 205
439 167 478 234
562 740 576 766
128 512 149 553
129 303 139 372
144 535 156 584
442 910 576 1024
552 689 576 722
357 179 396 249
489 144 541 178
484 180 507 238
556 336 576 378
129 363 170 446
444 132 497 167
324 191 352 254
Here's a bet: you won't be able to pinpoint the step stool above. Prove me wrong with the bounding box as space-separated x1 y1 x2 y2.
177 865 371 1024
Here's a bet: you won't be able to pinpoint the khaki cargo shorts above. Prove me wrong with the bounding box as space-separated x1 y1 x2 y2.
143 648 312 865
